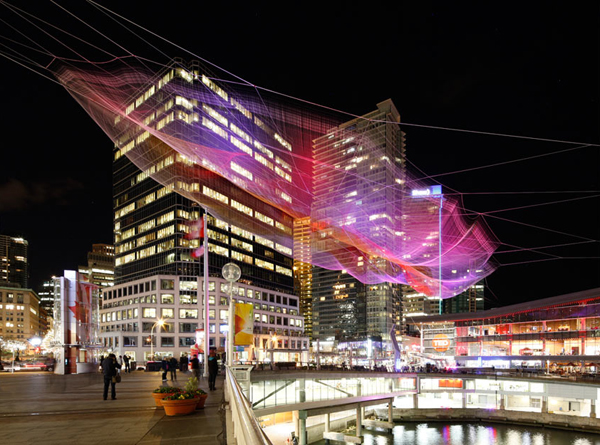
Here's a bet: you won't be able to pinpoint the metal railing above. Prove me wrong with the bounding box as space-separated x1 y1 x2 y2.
225 366 273 445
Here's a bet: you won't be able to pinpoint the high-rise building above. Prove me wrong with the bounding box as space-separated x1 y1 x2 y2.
311 100 406 343
293 217 313 339
102 59 316 361
0 235 28 289
37 278 57 317
78 243 115 288
443 281 485 314
111 60 296 294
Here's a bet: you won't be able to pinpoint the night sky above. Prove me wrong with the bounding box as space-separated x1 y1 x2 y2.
0 2 598 307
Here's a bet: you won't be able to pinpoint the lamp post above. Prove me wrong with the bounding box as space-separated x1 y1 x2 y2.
270 333 277 364
150 319 164 362
222 262 241 367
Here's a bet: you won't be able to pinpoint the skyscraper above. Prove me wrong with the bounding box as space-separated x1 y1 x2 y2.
111 60 296 292
0 234 28 289
98 59 312 362
78 243 115 288
311 100 406 342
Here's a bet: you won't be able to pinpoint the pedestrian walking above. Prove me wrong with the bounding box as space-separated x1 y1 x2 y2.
102 353 121 400
169 356 178 381
208 349 218 390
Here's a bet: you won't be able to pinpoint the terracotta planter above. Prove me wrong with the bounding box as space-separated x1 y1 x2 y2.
161 398 198 416
195 393 208 409
152 392 179 407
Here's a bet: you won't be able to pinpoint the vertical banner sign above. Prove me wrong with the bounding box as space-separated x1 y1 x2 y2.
77 281 94 345
234 303 254 346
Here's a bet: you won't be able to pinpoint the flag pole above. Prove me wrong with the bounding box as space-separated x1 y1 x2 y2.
203 210 209 378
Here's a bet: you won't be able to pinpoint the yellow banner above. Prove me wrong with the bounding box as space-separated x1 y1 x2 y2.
234 303 254 346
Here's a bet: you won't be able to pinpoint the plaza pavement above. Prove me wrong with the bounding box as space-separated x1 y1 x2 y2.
0 369 226 445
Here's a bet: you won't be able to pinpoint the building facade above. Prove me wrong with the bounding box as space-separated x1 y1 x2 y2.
78 243 115 288
311 100 406 343
443 281 485 314
410 287 600 371
111 60 297 295
0 286 41 341
0 235 28 289
38 278 58 316
99 274 308 364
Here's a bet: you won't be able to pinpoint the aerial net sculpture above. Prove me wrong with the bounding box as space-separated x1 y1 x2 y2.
54 58 498 298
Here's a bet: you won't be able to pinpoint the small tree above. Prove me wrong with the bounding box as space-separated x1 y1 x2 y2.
41 328 62 356
5 340 27 362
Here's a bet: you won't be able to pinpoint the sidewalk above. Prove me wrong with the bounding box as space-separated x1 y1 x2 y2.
0 369 226 445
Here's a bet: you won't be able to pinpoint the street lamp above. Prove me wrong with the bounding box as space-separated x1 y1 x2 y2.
270 334 277 364
222 262 241 367
150 319 164 362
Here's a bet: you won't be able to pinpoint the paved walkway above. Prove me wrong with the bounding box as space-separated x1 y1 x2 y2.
0 369 226 445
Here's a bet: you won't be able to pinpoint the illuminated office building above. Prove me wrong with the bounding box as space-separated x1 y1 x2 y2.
37 278 57 321
112 60 296 293
99 274 308 363
311 100 406 342
443 281 485 314
293 217 313 339
0 235 28 289
78 244 115 288
0 286 41 341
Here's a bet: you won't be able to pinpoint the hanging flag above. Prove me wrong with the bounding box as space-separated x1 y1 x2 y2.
191 245 205 258
185 216 204 240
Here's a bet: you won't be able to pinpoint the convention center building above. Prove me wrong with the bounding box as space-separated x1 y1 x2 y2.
410 287 600 373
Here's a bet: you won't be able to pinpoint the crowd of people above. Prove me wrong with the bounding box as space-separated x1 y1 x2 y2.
98 349 222 400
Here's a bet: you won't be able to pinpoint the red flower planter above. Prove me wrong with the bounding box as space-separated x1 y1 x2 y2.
162 398 198 416
195 393 208 409
152 392 179 407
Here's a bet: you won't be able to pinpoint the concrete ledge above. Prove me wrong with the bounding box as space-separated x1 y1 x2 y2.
363 419 394 430
323 432 363 443
386 408 600 434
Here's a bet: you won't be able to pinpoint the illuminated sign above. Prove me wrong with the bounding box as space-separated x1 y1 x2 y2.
432 334 451 352
411 185 442 197
439 379 463 388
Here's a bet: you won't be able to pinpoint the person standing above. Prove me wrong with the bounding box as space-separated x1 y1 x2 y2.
191 354 200 381
161 357 169 381
208 349 218 390
180 354 188 372
123 355 130 373
102 353 121 400
169 356 178 381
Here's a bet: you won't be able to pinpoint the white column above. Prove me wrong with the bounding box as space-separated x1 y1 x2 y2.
356 404 362 437
203 213 209 377
298 411 308 445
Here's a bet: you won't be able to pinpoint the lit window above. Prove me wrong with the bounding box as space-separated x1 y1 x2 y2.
231 162 253 181
274 133 292 151
201 75 228 100
231 200 253 216
256 259 274 271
